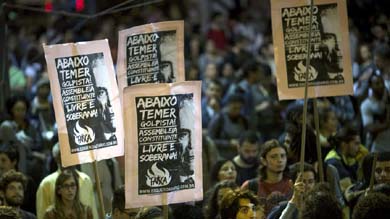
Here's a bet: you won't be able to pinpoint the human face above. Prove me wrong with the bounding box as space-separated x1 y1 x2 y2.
206 82 222 99
11 101 27 120
323 111 338 134
238 141 259 165
302 171 316 192
359 45 371 61
228 102 243 119
4 181 24 207
370 75 385 96
179 132 194 173
375 161 390 184
0 153 17 175
345 136 360 158
263 147 287 174
236 198 257 219
218 161 237 182
113 208 139 219
58 177 77 203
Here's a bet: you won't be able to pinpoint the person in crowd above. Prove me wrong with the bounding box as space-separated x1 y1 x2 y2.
360 73 390 152
318 107 339 158
36 143 97 219
171 203 203 219
299 183 342 219
202 79 223 129
43 169 92 219
241 139 291 211
0 170 36 219
107 185 139 219
219 189 263 219
267 163 316 219
325 126 368 192
209 159 237 186
135 207 163 219
353 43 376 101
0 206 22 219
0 143 37 214
352 192 390 219
208 93 249 159
30 77 56 152
0 95 42 174
203 180 238 219
345 152 390 210
232 130 261 186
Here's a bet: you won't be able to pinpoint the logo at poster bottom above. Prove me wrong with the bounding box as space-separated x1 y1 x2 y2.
73 121 95 145
293 61 318 81
146 162 172 187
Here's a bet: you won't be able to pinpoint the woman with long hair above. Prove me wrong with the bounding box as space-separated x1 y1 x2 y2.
209 159 238 186
43 169 92 219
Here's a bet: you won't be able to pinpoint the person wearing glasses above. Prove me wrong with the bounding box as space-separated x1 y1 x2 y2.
219 189 264 219
107 185 139 219
43 169 92 219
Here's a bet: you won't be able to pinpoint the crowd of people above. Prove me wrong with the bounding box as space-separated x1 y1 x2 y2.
0 0 390 219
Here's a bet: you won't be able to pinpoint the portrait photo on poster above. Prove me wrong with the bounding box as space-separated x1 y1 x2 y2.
135 93 195 195
55 52 117 154
282 3 345 88
126 30 177 85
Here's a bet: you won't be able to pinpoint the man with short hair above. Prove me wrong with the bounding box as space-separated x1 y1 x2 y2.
107 185 139 219
232 130 261 186
0 170 36 219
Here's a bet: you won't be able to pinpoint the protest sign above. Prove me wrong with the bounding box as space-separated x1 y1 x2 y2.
117 20 185 93
44 39 124 167
123 81 202 208
271 0 353 100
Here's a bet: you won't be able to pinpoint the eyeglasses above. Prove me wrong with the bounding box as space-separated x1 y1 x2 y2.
238 204 259 214
60 183 77 190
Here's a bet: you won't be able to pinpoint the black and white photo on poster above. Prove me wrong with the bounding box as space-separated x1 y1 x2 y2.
55 53 117 153
136 93 195 195
282 3 345 88
126 31 177 85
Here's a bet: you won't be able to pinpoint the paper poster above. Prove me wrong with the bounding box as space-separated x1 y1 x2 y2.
271 0 353 100
44 39 124 167
117 20 185 92
123 81 202 208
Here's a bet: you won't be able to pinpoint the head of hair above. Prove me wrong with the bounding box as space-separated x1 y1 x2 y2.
238 130 261 146
5 95 30 118
203 180 238 219
136 206 163 219
54 169 84 217
328 125 360 149
368 73 384 87
318 107 334 128
219 189 259 219
258 139 288 180
0 143 19 167
210 160 233 185
226 93 245 105
241 60 259 78
288 162 316 182
377 152 390 162
301 183 342 219
172 204 203 219
0 170 27 192
112 185 125 211
352 192 390 219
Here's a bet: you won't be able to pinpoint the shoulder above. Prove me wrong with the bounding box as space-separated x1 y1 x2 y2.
20 209 37 219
